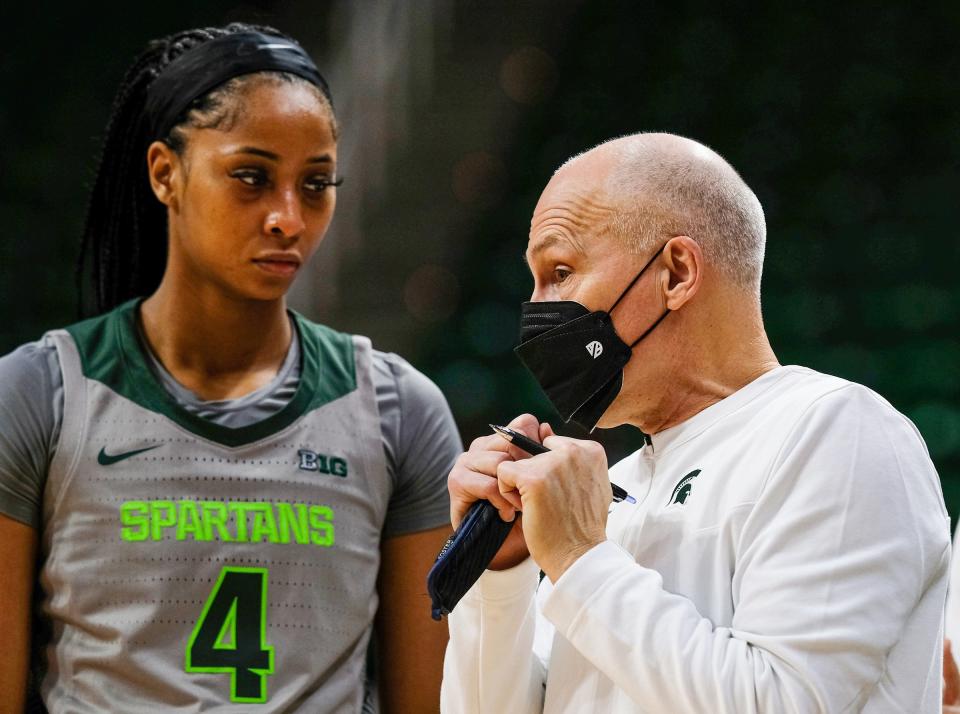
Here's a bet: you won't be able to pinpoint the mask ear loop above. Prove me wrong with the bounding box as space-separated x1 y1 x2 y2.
603 242 671 347
606 242 667 316
629 310 670 348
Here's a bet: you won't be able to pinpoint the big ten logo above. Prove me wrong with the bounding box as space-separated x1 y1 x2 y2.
297 449 348 477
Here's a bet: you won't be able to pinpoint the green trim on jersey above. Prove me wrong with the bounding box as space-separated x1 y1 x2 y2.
65 299 356 447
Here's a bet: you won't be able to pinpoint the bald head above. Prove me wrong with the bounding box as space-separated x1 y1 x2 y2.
555 133 766 294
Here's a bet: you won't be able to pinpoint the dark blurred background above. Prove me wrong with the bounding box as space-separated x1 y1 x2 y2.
4 2 959 521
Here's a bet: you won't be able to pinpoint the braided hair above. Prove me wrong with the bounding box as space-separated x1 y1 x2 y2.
77 23 336 317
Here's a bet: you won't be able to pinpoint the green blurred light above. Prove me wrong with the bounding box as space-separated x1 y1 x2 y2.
865 225 922 273
909 403 960 459
494 254 532 297
817 344 881 384
464 302 519 357
890 284 956 331
883 342 960 397
762 290 841 340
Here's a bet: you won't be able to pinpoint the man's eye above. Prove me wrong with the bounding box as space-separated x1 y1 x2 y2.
231 169 268 187
554 268 572 284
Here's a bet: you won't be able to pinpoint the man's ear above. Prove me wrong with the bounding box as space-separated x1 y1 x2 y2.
661 235 702 310
146 141 181 211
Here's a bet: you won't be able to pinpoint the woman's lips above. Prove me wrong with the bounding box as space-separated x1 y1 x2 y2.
252 258 300 277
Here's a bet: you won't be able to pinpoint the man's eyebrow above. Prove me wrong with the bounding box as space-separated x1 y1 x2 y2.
230 147 334 164
523 234 584 264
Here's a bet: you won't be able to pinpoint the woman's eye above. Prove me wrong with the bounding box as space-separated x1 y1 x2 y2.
231 169 268 187
553 267 572 284
304 176 343 194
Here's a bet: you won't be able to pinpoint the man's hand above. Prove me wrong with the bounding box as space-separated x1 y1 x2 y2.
447 413 544 571
496 431 610 583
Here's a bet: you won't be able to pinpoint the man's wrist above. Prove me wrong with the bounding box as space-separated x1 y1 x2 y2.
542 538 606 583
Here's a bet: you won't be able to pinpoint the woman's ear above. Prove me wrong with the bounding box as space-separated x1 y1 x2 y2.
661 235 703 310
146 141 180 211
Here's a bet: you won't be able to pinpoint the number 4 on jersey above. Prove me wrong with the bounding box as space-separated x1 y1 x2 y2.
186 566 275 703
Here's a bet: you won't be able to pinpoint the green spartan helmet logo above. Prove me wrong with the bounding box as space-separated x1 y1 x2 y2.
669 469 702 505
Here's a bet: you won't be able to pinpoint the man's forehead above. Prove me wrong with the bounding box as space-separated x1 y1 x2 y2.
524 148 622 258
533 149 618 216
537 155 609 204
528 185 616 245
525 232 586 262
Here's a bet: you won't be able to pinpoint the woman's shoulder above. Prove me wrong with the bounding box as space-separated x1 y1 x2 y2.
0 335 62 387
371 349 449 411
0 336 63 526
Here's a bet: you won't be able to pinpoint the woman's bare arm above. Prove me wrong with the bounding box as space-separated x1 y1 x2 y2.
0 513 37 714
376 525 451 714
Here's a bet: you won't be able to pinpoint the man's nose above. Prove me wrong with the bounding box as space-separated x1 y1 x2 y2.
529 283 555 302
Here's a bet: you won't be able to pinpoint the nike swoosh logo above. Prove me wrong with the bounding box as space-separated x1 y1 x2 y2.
97 445 161 466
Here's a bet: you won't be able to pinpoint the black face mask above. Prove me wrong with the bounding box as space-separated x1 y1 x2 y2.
514 244 669 432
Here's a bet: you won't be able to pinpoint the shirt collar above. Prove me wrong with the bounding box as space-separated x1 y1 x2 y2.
646 365 792 457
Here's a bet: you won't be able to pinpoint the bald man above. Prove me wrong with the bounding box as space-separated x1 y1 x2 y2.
441 133 950 713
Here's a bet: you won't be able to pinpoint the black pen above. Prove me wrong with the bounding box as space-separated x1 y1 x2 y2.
490 424 637 505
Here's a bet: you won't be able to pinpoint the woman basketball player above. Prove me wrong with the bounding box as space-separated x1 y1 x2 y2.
0 23 459 712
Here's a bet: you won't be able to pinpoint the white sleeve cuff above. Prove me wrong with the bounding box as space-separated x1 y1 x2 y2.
461 556 542 605
542 540 637 636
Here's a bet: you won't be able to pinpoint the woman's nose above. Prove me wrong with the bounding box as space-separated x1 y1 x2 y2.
263 191 305 239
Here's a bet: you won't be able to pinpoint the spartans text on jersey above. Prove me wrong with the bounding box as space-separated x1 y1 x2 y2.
120 499 335 546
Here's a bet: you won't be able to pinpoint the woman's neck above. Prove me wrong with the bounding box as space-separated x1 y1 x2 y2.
139 279 293 400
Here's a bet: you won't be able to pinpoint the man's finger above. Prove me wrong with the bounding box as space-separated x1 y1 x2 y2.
497 488 523 512
451 449 518 516
542 433 572 451
495 459 526 511
539 422 555 441
506 413 541 436
452 469 517 508
496 459 520 491
471 415 543 459
462 450 513 478
468 433 513 454
502 413 544 460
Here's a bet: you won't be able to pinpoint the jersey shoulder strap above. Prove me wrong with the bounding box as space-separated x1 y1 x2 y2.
290 311 357 411
63 298 139 394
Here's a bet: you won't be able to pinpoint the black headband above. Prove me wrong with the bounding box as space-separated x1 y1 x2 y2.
145 31 331 141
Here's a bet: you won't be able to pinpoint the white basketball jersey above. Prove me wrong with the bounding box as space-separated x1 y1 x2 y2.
40 301 390 711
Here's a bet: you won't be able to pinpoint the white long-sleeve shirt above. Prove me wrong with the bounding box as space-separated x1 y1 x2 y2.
944 526 960 654
442 366 950 713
